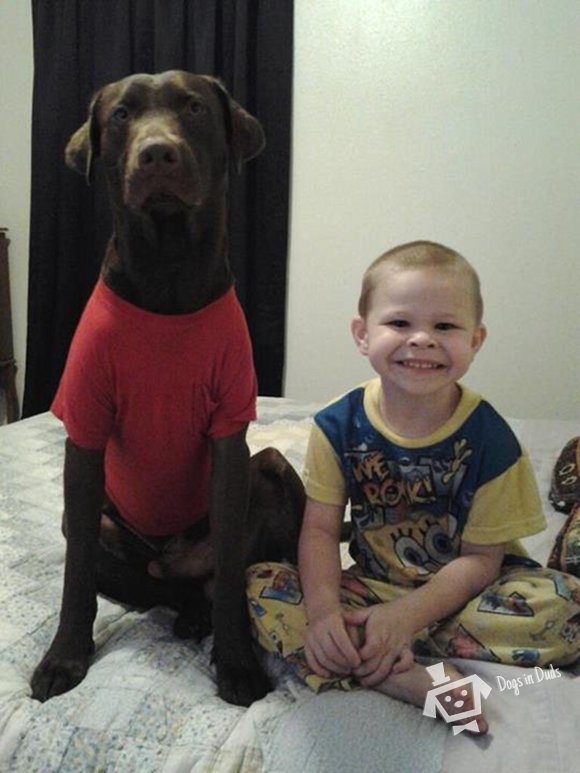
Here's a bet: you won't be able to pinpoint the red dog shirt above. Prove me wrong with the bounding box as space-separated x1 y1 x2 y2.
52 279 257 536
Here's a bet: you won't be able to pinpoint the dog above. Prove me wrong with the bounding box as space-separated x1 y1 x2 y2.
30 71 305 707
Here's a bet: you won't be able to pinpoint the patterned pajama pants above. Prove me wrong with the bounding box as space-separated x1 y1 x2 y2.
246 562 580 692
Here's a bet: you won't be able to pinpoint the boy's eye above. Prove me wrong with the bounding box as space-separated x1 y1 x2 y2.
435 322 458 331
386 319 409 328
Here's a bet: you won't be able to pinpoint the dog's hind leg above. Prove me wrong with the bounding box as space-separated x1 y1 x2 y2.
96 543 213 641
245 447 306 567
95 544 175 608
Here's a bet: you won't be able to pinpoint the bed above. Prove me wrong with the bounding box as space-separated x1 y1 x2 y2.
0 397 578 772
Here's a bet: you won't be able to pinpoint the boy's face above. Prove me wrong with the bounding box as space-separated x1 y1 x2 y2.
352 266 486 399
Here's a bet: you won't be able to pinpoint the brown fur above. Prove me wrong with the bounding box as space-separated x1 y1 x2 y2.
30 71 304 707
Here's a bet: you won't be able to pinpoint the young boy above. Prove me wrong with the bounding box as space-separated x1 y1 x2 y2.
247 241 580 732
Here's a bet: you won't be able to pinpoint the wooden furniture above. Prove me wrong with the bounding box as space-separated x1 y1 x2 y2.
0 228 19 423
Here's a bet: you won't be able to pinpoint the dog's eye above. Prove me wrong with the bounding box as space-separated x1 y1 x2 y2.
112 106 129 123
188 100 204 115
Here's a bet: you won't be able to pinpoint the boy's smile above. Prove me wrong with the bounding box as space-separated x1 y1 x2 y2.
397 360 445 371
352 266 486 429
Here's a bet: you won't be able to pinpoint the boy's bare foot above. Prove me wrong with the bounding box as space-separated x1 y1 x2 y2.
373 661 489 734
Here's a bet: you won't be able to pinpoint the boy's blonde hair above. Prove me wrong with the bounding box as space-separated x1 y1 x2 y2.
357 240 484 323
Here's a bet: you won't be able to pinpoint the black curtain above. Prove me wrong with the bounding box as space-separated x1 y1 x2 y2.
23 0 292 417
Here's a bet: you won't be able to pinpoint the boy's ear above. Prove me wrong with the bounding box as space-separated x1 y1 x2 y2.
472 324 487 353
351 316 369 355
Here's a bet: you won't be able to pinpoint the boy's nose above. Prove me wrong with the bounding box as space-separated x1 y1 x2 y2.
409 330 435 348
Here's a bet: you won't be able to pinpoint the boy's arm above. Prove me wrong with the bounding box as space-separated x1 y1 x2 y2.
299 497 361 677
393 540 504 630
348 541 505 687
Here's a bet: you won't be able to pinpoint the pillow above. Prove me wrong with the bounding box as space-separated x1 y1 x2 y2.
549 436 580 513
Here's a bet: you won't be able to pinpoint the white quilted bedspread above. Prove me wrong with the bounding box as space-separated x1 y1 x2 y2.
0 398 578 772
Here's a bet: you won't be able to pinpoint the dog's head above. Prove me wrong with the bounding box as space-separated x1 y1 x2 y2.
65 71 265 212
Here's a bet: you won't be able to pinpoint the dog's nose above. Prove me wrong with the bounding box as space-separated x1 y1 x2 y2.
138 140 181 173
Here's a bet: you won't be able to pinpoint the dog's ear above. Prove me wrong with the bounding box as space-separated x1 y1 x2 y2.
229 101 266 172
65 93 102 185
207 77 266 173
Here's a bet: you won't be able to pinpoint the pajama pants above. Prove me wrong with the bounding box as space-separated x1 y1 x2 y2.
246 562 580 692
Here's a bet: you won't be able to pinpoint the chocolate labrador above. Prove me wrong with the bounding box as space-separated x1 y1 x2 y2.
30 71 304 707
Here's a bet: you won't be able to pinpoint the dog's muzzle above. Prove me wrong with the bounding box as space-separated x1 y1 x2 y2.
124 133 201 211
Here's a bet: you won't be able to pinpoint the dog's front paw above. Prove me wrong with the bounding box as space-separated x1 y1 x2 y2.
216 657 272 707
31 651 92 702
31 636 94 702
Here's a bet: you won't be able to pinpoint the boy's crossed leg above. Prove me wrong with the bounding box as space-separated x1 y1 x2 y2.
247 562 488 733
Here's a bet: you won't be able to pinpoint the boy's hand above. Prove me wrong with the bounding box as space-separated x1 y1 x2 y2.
343 603 414 687
304 608 362 678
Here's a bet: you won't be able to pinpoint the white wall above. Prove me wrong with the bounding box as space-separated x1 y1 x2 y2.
285 0 580 419
1 2 579 420
0 2 33 411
